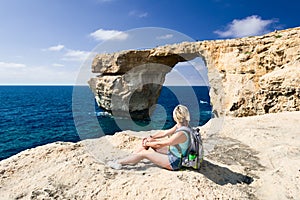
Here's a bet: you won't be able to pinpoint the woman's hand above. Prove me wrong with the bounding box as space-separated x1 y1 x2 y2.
147 136 156 142
142 138 149 150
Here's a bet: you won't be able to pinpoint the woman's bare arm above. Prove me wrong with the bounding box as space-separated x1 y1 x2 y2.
145 131 187 149
150 125 177 139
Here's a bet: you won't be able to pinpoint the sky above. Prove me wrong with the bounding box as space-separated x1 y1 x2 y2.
0 0 299 85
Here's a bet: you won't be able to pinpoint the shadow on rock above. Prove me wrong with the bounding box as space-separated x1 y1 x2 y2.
198 159 254 186
122 160 253 186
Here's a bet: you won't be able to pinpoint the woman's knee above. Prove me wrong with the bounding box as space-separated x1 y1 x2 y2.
139 149 156 158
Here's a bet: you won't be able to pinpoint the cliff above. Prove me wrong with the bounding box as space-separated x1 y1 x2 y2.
1 111 299 199
89 27 300 117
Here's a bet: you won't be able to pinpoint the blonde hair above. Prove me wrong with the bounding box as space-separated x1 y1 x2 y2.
173 105 190 125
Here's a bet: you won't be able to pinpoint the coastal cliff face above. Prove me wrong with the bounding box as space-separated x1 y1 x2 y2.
89 27 300 117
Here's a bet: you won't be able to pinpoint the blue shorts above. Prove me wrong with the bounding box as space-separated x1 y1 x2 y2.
167 151 181 170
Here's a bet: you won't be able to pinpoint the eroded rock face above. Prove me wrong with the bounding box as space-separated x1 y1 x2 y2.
257 61 300 114
89 50 197 118
89 63 172 119
89 27 300 117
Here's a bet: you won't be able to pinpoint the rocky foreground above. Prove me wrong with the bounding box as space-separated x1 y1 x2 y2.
1 111 300 200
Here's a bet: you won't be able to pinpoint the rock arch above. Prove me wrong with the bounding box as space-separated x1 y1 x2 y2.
88 27 300 118
88 49 213 119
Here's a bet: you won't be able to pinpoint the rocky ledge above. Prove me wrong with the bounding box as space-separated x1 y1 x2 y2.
89 27 300 118
1 111 299 199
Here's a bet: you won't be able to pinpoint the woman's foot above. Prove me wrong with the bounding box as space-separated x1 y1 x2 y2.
106 160 122 170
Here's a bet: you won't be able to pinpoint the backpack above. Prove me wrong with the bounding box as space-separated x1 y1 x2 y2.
174 126 204 170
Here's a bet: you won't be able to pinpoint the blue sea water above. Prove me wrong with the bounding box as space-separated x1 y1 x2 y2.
0 86 212 160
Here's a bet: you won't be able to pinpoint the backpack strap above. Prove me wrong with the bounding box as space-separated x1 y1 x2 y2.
175 126 192 135
173 144 182 155
172 126 191 157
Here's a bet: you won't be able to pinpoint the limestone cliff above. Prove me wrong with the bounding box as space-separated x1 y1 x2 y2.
1 112 300 199
89 27 300 117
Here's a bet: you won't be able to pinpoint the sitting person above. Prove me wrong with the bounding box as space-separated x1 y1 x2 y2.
107 104 192 171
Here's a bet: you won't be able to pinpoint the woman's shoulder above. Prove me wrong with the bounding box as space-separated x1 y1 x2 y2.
175 125 192 132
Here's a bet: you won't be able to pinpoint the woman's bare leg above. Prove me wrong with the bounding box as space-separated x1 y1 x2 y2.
118 149 172 170
133 146 168 154
133 145 146 153
154 146 168 154
134 138 157 153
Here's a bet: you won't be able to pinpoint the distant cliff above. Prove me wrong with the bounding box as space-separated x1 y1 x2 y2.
89 27 300 117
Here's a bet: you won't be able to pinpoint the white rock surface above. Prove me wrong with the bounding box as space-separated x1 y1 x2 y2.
1 112 300 200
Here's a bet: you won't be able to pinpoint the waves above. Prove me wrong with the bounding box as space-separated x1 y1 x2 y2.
199 100 209 104
92 111 112 117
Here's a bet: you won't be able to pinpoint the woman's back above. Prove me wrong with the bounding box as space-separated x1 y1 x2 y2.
169 126 191 158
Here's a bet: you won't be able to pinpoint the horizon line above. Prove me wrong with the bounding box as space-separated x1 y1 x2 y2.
0 84 88 86
0 84 209 86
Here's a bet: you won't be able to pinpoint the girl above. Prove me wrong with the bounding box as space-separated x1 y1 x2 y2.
107 105 192 171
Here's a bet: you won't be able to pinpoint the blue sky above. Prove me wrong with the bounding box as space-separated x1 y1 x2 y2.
0 0 299 85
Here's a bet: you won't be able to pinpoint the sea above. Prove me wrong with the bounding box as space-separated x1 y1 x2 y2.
0 86 212 160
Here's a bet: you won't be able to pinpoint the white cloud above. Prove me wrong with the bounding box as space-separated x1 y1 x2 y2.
42 44 94 62
0 61 26 68
129 10 148 18
214 15 275 38
138 12 148 18
156 34 173 40
44 44 65 52
90 29 128 41
62 49 95 62
52 63 64 67
0 65 79 85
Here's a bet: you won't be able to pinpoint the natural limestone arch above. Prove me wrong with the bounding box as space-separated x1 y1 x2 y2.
88 46 223 119
89 27 300 118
